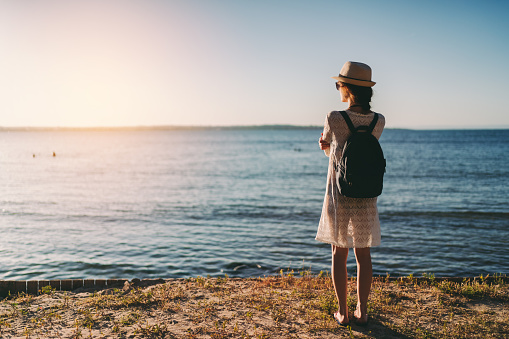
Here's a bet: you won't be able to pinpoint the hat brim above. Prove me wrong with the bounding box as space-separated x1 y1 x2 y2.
332 75 375 87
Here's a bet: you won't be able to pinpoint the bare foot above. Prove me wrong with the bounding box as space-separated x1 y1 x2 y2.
334 311 350 326
354 307 368 325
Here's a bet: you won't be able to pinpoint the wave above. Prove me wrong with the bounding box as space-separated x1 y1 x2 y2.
225 262 264 271
381 210 509 220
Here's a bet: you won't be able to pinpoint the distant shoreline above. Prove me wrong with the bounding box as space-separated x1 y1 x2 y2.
1 125 508 132
0 125 322 132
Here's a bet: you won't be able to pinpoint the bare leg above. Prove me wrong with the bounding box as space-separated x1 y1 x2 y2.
353 247 372 324
331 245 349 324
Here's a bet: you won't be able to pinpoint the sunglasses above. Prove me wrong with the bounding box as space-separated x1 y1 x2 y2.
335 82 342 91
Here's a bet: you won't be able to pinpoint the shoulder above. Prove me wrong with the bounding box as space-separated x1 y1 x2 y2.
326 110 346 122
325 111 350 130
373 112 386 127
371 112 385 138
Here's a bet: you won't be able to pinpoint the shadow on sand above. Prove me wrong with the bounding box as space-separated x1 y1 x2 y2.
348 317 412 339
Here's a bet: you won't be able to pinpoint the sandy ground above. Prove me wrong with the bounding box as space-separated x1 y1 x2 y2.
0 275 507 338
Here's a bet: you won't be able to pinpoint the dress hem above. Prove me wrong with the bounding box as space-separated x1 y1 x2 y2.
315 236 380 249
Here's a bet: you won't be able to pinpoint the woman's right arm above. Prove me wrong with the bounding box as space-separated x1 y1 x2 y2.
319 113 332 157
319 133 330 150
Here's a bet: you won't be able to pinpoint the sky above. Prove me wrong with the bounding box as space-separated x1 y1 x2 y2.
1 0 508 129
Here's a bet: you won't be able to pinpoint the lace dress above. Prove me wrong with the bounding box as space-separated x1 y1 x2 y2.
315 110 385 248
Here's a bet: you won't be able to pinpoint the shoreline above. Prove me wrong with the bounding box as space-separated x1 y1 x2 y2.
2 275 508 298
0 274 507 338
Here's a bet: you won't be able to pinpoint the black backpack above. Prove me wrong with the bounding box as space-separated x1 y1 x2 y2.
333 111 386 198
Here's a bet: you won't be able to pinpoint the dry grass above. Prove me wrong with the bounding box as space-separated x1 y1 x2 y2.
0 272 507 338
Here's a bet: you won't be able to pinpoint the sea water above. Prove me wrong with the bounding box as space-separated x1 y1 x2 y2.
0 128 508 279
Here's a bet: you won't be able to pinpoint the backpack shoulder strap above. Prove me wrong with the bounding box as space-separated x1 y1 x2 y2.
340 111 379 134
339 111 356 133
367 113 379 133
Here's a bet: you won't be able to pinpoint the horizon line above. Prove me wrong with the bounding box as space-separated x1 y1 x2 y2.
0 124 321 132
0 124 508 131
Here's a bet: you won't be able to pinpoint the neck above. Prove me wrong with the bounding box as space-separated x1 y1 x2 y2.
347 101 370 114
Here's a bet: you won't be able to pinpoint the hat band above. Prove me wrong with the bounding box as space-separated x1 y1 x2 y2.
338 74 372 83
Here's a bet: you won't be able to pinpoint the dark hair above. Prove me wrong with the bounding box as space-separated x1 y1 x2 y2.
342 82 373 111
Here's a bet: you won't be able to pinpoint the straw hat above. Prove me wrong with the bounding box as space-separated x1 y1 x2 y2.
331 61 376 87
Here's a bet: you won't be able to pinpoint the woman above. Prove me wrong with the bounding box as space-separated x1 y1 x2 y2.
316 61 385 326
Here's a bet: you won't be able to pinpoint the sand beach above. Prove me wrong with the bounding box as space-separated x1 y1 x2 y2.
0 273 507 338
